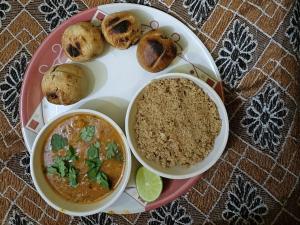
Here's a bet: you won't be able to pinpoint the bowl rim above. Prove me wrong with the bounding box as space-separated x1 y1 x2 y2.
30 108 132 216
125 73 229 179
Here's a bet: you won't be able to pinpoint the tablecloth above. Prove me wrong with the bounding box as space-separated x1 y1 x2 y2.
0 0 299 224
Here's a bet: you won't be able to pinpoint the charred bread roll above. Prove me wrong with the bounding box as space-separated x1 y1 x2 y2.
62 22 104 62
41 64 88 105
137 30 177 73
102 12 141 49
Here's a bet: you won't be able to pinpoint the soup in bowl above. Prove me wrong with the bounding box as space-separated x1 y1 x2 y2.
30 109 131 216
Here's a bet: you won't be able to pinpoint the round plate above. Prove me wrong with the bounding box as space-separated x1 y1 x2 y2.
20 3 223 214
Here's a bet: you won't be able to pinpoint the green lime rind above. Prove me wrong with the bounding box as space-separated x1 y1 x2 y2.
136 167 163 202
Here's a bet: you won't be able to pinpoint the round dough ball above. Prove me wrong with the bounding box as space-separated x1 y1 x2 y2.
41 64 88 105
102 12 141 49
62 22 104 62
137 30 177 73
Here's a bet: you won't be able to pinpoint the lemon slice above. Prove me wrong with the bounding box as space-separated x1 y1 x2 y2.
136 167 163 202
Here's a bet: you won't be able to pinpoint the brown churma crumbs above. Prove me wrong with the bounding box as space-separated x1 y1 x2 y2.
134 78 222 168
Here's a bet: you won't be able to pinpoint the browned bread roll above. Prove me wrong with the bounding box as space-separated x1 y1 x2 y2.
102 12 141 49
62 22 104 62
137 30 177 73
41 64 88 105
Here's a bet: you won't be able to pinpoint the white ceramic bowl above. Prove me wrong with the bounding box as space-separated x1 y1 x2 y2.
125 73 229 179
30 109 132 216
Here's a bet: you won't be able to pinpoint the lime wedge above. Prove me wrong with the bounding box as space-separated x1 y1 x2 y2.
136 167 163 202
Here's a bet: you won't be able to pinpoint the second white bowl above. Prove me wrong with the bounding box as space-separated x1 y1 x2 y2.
125 73 229 179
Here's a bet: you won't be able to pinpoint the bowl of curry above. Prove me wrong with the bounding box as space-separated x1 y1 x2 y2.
30 109 131 216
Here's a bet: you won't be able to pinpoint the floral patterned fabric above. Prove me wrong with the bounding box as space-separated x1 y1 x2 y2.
222 175 268 225
0 0 299 224
216 19 257 88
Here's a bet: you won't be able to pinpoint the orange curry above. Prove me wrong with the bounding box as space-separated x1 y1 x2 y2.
43 114 125 203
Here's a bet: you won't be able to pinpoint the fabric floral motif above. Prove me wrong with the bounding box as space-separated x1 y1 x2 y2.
183 0 217 25
148 200 193 225
20 152 30 177
79 213 118 225
39 0 79 32
0 0 10 28
222 175 268 225
8 210 35 225
216 19 257 88
115 0 151 6
286 0 300 58
0 53 28 125
241 85 288 154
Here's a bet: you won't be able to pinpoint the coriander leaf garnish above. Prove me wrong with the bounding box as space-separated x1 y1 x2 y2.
68 166 78 187
85 141 110 189
96 171 109 189
87 167 98 180
54 157 66 177
86 159 96 169
106 141 122 160
48 155 79 188
94 158 102 168
47 166 58 175
87 141 100 160
80 126 95 142
86 141 101 180
86 158 102 180
65 145 78 161
51 134 68 151
86 158 102 170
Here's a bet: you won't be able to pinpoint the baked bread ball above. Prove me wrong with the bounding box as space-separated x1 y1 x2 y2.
102 12 141 49
62 22 104 62
41 64 88 105
137 30 177 73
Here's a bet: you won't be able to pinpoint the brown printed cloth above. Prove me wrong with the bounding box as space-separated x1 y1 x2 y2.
0 0 299 224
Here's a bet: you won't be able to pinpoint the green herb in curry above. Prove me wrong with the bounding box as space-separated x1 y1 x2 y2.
64 145 79 161
85 141 110 189
106 141 122 160
80 125 95 142
48 132 110 189
96 172 109 189
47 166 58 175
87 141 100 159
68 166 78 187
44 114 125 204
47 155 79 187
47 157 66 177
48 132 79 188
50 134 68 151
